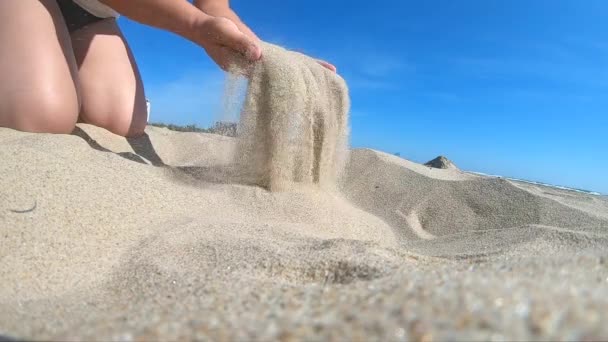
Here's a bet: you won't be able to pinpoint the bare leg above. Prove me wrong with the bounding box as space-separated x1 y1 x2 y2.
70 18 147 137
0 0 81 134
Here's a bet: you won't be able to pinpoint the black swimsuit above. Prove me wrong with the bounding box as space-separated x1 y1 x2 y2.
56 0 105 33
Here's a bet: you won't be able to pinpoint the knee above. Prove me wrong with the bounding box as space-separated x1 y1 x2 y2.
124 109 147 138
124 123 146 138
0 90 80 134
82 98 147 138
111 104 147 138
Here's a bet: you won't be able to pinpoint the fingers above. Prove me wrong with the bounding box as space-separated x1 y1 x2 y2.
317 59 337 73
205 45 231 71
211 17 262 62
202 17 337 74
206 44 255 76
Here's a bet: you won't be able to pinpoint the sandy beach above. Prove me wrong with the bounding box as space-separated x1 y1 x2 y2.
1 123 608 340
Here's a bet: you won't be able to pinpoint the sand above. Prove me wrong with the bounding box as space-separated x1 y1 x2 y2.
234 43 349 191
1 124 607 341
2 44 608 340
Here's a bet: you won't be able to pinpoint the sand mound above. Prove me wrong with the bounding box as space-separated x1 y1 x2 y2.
342 149 607 241
424 155 458 169
233 43 349 191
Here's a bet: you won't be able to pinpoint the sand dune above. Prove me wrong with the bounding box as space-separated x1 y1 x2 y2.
1 124 608 340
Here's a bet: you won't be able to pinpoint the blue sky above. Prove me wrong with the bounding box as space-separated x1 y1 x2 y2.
118 0 608 194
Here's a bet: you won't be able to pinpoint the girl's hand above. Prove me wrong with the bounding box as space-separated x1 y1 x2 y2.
192 16 262 71
194 2 336 73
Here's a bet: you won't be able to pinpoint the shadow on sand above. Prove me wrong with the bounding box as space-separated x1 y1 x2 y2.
71 126 165 166
71 127 255 188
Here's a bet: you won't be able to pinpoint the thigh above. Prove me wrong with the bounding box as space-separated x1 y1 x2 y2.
70 18 147 137
0 0 81 133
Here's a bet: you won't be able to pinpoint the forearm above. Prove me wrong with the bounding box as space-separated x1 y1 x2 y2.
101 0 210 42
193 0 259 41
